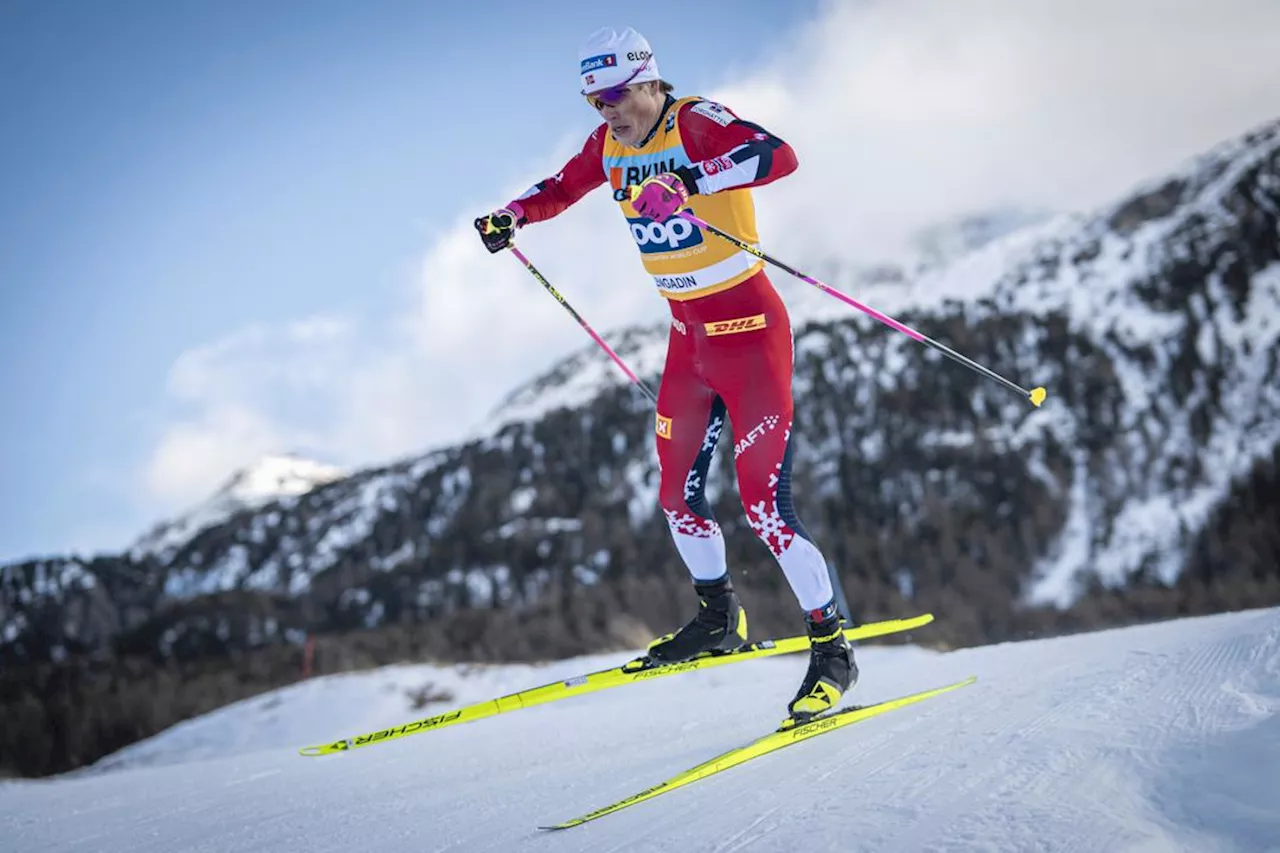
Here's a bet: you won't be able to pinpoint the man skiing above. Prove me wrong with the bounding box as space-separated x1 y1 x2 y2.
474 26 856 726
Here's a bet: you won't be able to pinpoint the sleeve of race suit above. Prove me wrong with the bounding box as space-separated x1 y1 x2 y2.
672 99 799 196
507 125 608 225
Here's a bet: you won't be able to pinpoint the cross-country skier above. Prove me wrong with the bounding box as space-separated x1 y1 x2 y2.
474 26 856 725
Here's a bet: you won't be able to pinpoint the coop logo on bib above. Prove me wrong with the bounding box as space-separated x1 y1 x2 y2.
627 216 703 253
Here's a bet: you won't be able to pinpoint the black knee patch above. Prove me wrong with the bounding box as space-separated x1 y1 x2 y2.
775 432 813 543
684 397 726 521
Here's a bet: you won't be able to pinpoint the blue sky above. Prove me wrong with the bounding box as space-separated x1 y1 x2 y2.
4 0 1279 564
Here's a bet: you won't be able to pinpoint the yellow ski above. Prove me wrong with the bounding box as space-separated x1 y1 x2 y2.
297 613 934 757
541 675 977 830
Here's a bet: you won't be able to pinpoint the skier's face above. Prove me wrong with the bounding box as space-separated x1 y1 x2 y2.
590 83 665 147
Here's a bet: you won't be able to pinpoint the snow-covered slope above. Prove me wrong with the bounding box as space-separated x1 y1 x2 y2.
130 453 348 561
2 608 1276 852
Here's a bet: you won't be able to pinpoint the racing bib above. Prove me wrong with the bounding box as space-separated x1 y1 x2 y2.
601 96 764 300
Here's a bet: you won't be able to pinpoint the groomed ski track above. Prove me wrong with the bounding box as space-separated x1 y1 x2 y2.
2 607 1277 852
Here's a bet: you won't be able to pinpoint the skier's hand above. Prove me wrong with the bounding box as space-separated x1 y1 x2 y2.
475 206 522 253
630 174 690 223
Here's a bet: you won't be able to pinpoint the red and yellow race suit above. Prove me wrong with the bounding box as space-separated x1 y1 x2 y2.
512 95 834 613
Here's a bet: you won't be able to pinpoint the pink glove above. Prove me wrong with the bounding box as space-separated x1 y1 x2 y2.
631 174 690 222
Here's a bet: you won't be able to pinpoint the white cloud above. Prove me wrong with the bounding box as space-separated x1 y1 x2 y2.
142 318 348 505
166 317 350 403
144 404 290 505
718 0 1280 264
139 0 1280 514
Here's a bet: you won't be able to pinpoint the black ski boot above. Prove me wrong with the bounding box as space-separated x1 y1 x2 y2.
784 602 858 726
646 576 748 664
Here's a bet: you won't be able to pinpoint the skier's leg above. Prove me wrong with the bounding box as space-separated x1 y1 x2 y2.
647 320 747 662
700 272 857 719
655 376 727 585
712 295 834 614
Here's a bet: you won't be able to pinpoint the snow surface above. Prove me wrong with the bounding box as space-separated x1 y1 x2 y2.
2 608 1277 852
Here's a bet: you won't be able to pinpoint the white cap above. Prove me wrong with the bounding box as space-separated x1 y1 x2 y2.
578 26 661 95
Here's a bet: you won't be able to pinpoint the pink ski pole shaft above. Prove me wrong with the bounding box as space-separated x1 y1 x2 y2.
506 244 658 404
676 209 1046 408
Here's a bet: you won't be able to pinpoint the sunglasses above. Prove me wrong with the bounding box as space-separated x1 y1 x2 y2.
583 55 651 110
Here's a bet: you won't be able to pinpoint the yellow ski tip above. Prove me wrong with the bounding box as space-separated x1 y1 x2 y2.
1029 387 1047 407
299 739 349 756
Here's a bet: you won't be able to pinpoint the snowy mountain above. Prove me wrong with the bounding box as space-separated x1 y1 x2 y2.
3 608 1276 852
130 453 349 561
2 116 1278 780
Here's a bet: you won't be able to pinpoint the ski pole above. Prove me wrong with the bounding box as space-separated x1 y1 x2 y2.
657 200 1046 408
502 241 659 404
